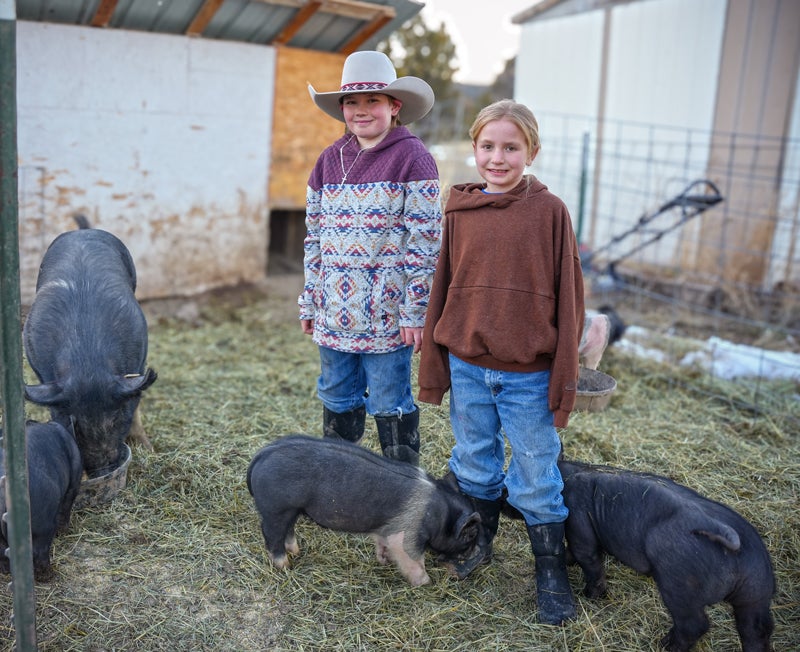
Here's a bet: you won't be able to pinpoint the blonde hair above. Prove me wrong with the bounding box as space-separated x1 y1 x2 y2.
469 99 541 156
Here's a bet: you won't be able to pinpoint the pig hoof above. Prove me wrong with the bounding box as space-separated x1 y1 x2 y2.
374 544 389 565
285 536 300 556
269 554 291 570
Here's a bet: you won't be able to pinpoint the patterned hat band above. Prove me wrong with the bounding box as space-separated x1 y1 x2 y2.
339 82 389 93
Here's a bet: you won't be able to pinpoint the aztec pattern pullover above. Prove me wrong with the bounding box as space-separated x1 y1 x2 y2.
418 176 584 428
299 126 441 353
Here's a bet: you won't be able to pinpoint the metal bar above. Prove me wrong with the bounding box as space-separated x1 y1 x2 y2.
0 1 39 648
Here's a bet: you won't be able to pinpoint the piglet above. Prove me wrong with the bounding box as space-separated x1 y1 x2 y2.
0 420 83 582
247 435 480 586
559 459 774 652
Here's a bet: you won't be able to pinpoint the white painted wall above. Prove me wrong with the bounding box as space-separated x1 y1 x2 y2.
16 21 275 302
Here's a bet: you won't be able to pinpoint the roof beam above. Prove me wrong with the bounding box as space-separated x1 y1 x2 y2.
90 0 119 27
264 0 395 49
272 0 323 45
262 0 394 22
186 0 227 35
340 10 393 54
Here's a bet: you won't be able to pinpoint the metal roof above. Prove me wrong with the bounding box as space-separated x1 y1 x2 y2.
512 0 638 24
15 0 424 54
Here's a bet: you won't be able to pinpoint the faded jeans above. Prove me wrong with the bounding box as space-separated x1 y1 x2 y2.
317 345 415 417
448 354 568 526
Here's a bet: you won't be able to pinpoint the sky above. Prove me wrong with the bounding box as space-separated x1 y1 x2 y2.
419 0 538 86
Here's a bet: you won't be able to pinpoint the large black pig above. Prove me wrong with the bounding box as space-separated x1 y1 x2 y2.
247 435 480 586
557 459 775 652
23 227 157 477
0 420 83 581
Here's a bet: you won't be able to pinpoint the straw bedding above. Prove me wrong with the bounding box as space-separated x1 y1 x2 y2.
3 277 797 651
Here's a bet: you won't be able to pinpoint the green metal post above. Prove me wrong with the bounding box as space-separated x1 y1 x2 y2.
0 0 39 648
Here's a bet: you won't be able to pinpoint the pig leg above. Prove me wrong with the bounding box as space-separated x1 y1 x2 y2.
32 540 55 582
285 525 300 556
655 574 710 652
564 521 607 598
261 512 300 570
732 602 773 652
127 406 153 451
381 531 430 587
373 535 390 565
578 314 610 370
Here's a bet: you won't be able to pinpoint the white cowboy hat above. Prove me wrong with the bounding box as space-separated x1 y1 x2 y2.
308 51 434 124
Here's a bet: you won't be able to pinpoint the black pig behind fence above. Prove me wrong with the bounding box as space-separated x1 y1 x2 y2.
501 459 774 652
247 435 480 587
23 226 157 478
0 421 83 582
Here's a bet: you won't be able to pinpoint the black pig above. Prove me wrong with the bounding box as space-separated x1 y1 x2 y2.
23 227 156 477
247 435 480 586
558 459 774 652
0 421 83 581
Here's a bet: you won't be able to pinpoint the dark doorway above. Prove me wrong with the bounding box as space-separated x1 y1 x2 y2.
268 209 305 275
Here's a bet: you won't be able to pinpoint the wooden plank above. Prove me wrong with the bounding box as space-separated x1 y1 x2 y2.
272 0 322 45
256 0 392 21
269 46 346 209
340 11 392 54
186 0 226 36
90 0 119 27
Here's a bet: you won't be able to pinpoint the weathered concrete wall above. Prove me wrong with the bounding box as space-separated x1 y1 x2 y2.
16 21 275 303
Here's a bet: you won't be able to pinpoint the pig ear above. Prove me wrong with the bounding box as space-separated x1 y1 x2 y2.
24 382 66 406
455 511 481 542
118 368 157 396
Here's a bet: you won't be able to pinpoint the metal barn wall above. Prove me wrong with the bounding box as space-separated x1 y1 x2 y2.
16 20 275 303
516 0 800 290
515 0 727 267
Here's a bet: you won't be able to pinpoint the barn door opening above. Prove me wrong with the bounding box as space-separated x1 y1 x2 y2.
267 209 305 275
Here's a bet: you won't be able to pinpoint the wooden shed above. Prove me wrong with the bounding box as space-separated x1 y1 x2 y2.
13 0 424 303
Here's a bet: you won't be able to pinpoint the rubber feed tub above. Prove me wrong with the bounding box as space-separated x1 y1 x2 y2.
73 444 132 509
575 367 617 412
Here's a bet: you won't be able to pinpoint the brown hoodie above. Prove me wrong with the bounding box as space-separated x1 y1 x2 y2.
417 176 584 427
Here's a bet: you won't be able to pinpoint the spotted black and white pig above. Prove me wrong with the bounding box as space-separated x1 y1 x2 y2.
559 459 775 652
246 435 480 586
0 420 83 581
23 227 157 478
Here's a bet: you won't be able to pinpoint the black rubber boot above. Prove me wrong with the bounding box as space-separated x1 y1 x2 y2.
374 408 420 465
322 405 366 443
445 496 502 579
527 522 576 625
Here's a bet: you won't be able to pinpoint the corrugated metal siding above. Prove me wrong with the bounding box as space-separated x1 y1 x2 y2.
15 0 422 51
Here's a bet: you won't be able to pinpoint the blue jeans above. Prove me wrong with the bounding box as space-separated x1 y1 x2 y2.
448 354 568 526
317 345 415 417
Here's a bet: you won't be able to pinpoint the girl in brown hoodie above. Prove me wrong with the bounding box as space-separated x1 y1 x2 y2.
418 99 584 626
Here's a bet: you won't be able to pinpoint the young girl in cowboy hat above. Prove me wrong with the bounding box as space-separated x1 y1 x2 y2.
299 51 441 465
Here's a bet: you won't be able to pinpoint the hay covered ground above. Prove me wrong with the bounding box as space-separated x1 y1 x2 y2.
4 276 799 651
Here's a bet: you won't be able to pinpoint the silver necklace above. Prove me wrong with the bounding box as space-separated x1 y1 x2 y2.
339 136 373 183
